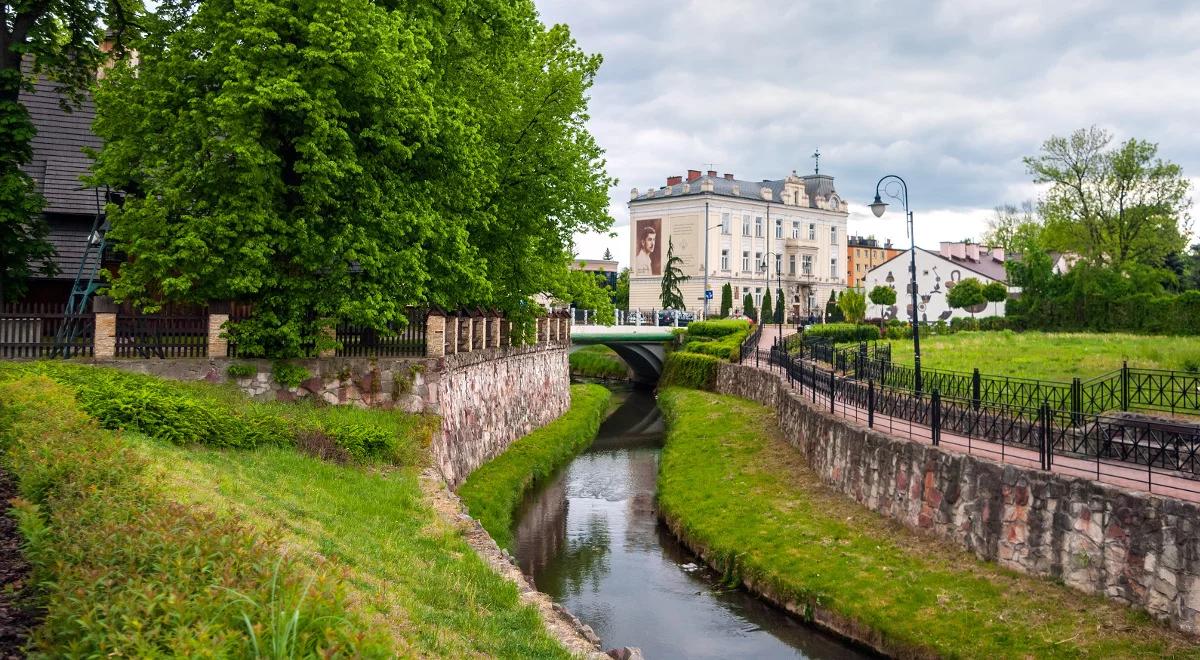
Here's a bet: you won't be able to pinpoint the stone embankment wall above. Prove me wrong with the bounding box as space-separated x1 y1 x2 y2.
714 362 1200 635
96 344 570 488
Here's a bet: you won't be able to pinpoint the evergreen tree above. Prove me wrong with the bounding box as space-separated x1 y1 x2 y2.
760 290 772 325
825 290 844 322
719 282 733 318
743 293 757 322
603 247 613 260
659 237 688 309
774 288 785 323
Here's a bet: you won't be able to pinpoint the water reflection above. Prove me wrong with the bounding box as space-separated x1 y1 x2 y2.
512 385 870 660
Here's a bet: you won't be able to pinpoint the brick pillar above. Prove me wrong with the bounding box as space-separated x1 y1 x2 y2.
472 316 485 350
490 315 501 347
459 316 472 353
207 313 230 358
94 312 117 359
445 316 457 355
559 316 569 343
426 314 445 357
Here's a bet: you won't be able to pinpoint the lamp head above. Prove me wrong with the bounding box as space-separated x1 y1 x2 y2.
869 195 888 218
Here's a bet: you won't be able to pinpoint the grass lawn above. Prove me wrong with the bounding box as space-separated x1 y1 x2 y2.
569 344 630 380
458 383 611 549
881 331 1200 381
657 387 1199 659
135 439 574 658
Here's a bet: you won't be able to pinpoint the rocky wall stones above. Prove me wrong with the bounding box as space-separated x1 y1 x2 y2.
714 362 1200 635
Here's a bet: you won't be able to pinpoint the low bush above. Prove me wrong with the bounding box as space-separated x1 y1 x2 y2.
0 376 388 656
686 319 750 338
660 351 721 390
225 362 257 379
458 384 611 550
682 331 746 361
271 360 311 388
803 323 879 344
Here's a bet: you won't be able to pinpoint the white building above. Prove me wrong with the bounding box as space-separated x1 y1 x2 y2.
863 242 1009 322
627 168 848 319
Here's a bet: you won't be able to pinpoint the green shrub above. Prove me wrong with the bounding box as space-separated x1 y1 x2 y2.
682 330 747 361
803 323 879 344
271 360 311 388
0 376 389 656
458 384 611 550
569 346 629 379
686 319 751 338
226 362 257 378
660 351 721 390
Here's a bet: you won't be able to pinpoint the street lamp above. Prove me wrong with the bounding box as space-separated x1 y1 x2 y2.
759 247 785 355
870 174 922 394
702 201 726 319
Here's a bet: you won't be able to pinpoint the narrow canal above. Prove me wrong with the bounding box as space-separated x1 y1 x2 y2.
512 383 870 659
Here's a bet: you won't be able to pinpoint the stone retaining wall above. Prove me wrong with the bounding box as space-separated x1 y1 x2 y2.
714 362 1200 634
94 344 570 488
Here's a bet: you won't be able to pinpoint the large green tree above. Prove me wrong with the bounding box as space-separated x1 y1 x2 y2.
982 201 1035 252
658 237 687 310
92 0 612 356
1026 127 1191 272
0 0 138 305
947 278 987 318
837 288 866 324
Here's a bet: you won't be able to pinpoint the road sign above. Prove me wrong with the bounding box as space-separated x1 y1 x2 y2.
705 290 714 300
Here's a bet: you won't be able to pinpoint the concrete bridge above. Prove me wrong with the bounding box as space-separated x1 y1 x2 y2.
570 325 675 383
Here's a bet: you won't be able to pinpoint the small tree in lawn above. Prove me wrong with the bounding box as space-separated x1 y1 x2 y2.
659 238 688 310
774 288 785 324
719 283 733 318
743 292 757 322
838 288 867 323
869 285 897 328
982 280 1008 317
760 290 773 325
947 277 987 319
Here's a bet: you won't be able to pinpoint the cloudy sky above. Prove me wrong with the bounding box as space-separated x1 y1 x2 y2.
537 0 1200 266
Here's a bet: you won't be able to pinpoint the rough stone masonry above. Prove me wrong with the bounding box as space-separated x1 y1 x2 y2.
714 361 1200 635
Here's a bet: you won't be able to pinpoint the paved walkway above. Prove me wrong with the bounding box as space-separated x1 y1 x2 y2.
748 352 1200 503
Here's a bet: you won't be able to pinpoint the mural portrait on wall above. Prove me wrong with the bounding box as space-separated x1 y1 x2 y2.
634 218 662 276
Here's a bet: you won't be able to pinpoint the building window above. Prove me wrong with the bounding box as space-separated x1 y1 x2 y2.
755 216 763 237
742 251 750 272
755 287 762 307
802 255 813 276
808 223 816 240
721 212 731 235
742 214 751 237
788 254 796 275
830 226 838 244
754 252 763 273
775 221 783 239
791 221 799 239
831 257 838 277
720 249 729 270
775 253 782 274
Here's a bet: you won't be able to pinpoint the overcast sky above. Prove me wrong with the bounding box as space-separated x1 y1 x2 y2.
538 0 1200 267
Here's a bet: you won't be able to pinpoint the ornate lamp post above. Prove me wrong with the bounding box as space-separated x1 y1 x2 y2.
869 175 922 394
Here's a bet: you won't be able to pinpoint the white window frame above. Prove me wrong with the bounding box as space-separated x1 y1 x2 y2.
742 214 751 237
721 212 731 235
831 257 838 277
720 249 730 270
788 254 796 275
775 221 783 239
741 250 750 272
791 221 799 239
830 226 838 244
808 223 816 240
802 254 813 276
755 216 763 238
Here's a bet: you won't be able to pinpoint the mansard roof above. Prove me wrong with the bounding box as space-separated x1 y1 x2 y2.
630 171 842 210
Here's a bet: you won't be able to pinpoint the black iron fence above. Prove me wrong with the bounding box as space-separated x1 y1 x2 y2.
765 346 1200 497
799 338 1200 419
739 324 763 362
0 303 94 359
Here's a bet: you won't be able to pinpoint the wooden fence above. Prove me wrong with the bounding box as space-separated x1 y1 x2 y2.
0 303 94 358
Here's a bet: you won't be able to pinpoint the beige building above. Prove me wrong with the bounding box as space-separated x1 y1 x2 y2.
628 168 848 320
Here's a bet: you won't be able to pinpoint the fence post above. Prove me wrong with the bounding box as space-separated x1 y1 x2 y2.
425 312 446 357
931 388 941 446
1070 377 1082 426
93 311 117 359
829 370 836 414
972 368 981 411
1039 400 1051 471
207 311 229 358
868 379 875 428
1120 361 1129 411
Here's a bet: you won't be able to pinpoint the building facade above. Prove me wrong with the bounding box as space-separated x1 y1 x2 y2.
862 242 1009 322
627 168 848 320
846 235 901 289
571 258 619 290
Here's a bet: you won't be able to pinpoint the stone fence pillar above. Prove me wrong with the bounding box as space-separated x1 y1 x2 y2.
472 313 485 351
426 313 446 357
489 313 501 348
207 313 230 358
93 312 117 359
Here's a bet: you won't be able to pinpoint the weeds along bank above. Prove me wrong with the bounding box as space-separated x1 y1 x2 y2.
458 383 612 549
0 363 579 657
656 387 1200 658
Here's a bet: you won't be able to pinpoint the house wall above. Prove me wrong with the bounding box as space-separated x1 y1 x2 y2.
863 250 1006 322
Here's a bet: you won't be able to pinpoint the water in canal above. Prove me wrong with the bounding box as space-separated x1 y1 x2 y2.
512 383 870 659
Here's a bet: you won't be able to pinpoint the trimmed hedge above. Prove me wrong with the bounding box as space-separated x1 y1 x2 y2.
803 323 880 344
660 352 721 390
458 384 612 550
686 319 751 338
3 362 430 464
0 376 388 656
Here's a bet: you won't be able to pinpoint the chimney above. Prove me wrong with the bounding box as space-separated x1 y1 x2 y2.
991 247 1005 262
706 170 717 177
723 173 734 180
667 175 683 186
687 169 702 182
965 243 980 262
939 242 952 259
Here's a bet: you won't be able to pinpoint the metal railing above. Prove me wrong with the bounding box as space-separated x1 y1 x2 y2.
739 324 763 362
764 346 1200 499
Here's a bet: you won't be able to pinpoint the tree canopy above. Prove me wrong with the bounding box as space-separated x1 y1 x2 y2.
837 288 866 324
947 278 986 318
868 285 896 321
92 0 612 356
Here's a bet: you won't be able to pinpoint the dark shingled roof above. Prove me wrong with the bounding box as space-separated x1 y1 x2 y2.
18 72 103 217
632 171 841 209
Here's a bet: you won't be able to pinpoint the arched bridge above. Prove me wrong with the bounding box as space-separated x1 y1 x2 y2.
570 326 676 384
